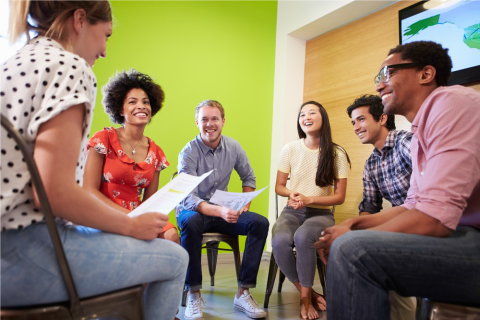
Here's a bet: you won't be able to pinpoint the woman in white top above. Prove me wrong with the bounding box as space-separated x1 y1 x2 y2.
272 101 350 319
0 2 187 319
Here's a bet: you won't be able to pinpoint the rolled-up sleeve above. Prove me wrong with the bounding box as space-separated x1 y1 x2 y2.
402 88 480 229
177 148 205 214
234 143 256 189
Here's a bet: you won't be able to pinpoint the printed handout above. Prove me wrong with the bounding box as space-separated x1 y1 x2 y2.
209 186 268 211
128 170 213 218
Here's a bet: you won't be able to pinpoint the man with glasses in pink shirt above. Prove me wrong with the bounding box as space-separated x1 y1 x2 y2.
316 41 480 319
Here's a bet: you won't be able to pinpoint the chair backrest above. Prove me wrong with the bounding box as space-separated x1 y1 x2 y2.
1 115 83 317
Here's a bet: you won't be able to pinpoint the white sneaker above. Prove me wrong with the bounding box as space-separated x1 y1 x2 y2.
184 294 205 320
233 291 267 319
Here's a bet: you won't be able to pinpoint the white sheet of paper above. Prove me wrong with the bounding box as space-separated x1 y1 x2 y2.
128 170 213 218
209 186 268 211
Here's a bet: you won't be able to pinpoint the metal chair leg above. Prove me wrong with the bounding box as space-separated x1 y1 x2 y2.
220 237 241 281
181 286 189 307
278 269 286 293
264 252 279 308
206 241 220 286
316 255 327 296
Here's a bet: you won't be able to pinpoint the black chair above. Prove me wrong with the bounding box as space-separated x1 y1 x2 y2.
264 189 328 308
170 172 241 307
1 115 144 320
416 298 480 320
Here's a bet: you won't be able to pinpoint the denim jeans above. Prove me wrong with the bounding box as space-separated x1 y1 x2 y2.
177 210 269 291
272 206 333 287
1 221 189 320
327 227 480 320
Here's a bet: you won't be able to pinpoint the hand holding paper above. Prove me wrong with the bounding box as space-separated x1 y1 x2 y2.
128 170 213 218
209 186 268 211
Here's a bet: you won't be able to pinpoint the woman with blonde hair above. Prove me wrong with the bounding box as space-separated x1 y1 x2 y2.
0 2 187 319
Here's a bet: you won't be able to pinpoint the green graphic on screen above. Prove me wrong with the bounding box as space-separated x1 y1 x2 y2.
401 0 480 72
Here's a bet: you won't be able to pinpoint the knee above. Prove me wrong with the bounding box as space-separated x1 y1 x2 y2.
272 232 292 254
164 228 181 245
252 214 269 236
179 211 203 236
293 229 317 249
329 231 366 266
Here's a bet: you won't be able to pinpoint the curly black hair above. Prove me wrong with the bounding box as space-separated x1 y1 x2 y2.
347 95 396 131
102 69 165 124
388 41 452 87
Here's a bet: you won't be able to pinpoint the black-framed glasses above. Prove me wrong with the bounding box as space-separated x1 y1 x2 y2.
374 63 420 85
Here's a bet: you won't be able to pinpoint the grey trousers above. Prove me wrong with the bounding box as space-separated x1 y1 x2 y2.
271 206 334 287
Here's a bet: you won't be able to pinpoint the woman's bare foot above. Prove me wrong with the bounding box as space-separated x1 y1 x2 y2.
300 297 319 319
311 290 327 311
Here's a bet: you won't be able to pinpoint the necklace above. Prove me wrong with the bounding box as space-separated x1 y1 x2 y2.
123 127 143 155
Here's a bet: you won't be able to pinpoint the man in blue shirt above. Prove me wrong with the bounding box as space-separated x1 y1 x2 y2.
176 100 269 320
347 94 415 320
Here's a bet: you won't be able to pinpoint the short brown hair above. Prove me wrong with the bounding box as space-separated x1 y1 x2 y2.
195 100 225 120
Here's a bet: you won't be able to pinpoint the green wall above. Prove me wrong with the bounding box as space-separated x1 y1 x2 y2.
91 1 277 250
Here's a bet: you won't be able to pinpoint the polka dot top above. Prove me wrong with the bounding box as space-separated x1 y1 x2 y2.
0 37 97 230
277 139 349 209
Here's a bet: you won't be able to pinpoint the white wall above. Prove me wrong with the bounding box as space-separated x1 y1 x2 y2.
267 0 397 250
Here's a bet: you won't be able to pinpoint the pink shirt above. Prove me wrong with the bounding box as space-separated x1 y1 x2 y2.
402 85 480 230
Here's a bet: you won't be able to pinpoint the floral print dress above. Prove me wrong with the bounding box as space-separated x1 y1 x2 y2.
87 127 175 232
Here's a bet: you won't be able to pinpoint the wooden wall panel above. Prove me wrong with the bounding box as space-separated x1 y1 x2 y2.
304 0 480 224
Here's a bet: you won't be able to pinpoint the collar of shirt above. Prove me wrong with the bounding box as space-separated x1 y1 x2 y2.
195 134 224 155
410 87 446 134
373 130 398 158
30 36 66 52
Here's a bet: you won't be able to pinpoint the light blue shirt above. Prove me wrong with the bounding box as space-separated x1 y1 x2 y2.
175 134 256 216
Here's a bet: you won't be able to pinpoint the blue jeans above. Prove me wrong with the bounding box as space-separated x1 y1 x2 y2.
327 227 480 320
272 206 333 287
177 210 269 291
1 222 189 320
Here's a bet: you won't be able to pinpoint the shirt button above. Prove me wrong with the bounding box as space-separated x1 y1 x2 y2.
421 171 424 176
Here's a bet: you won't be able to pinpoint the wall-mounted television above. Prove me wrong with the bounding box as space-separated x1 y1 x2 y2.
399 0 480 86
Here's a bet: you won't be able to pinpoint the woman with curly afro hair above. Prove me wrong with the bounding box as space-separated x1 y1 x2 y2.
84 69 180 244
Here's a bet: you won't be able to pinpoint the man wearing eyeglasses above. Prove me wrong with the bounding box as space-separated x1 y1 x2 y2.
347 94 416 320
316 41 480 319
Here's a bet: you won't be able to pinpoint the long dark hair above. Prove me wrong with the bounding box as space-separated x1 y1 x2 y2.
297 101 351 187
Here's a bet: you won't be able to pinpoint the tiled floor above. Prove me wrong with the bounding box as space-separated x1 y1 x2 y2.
176 256 327 320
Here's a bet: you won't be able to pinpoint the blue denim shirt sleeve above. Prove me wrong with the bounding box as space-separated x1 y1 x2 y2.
234 142 256 189
176 145 205 214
